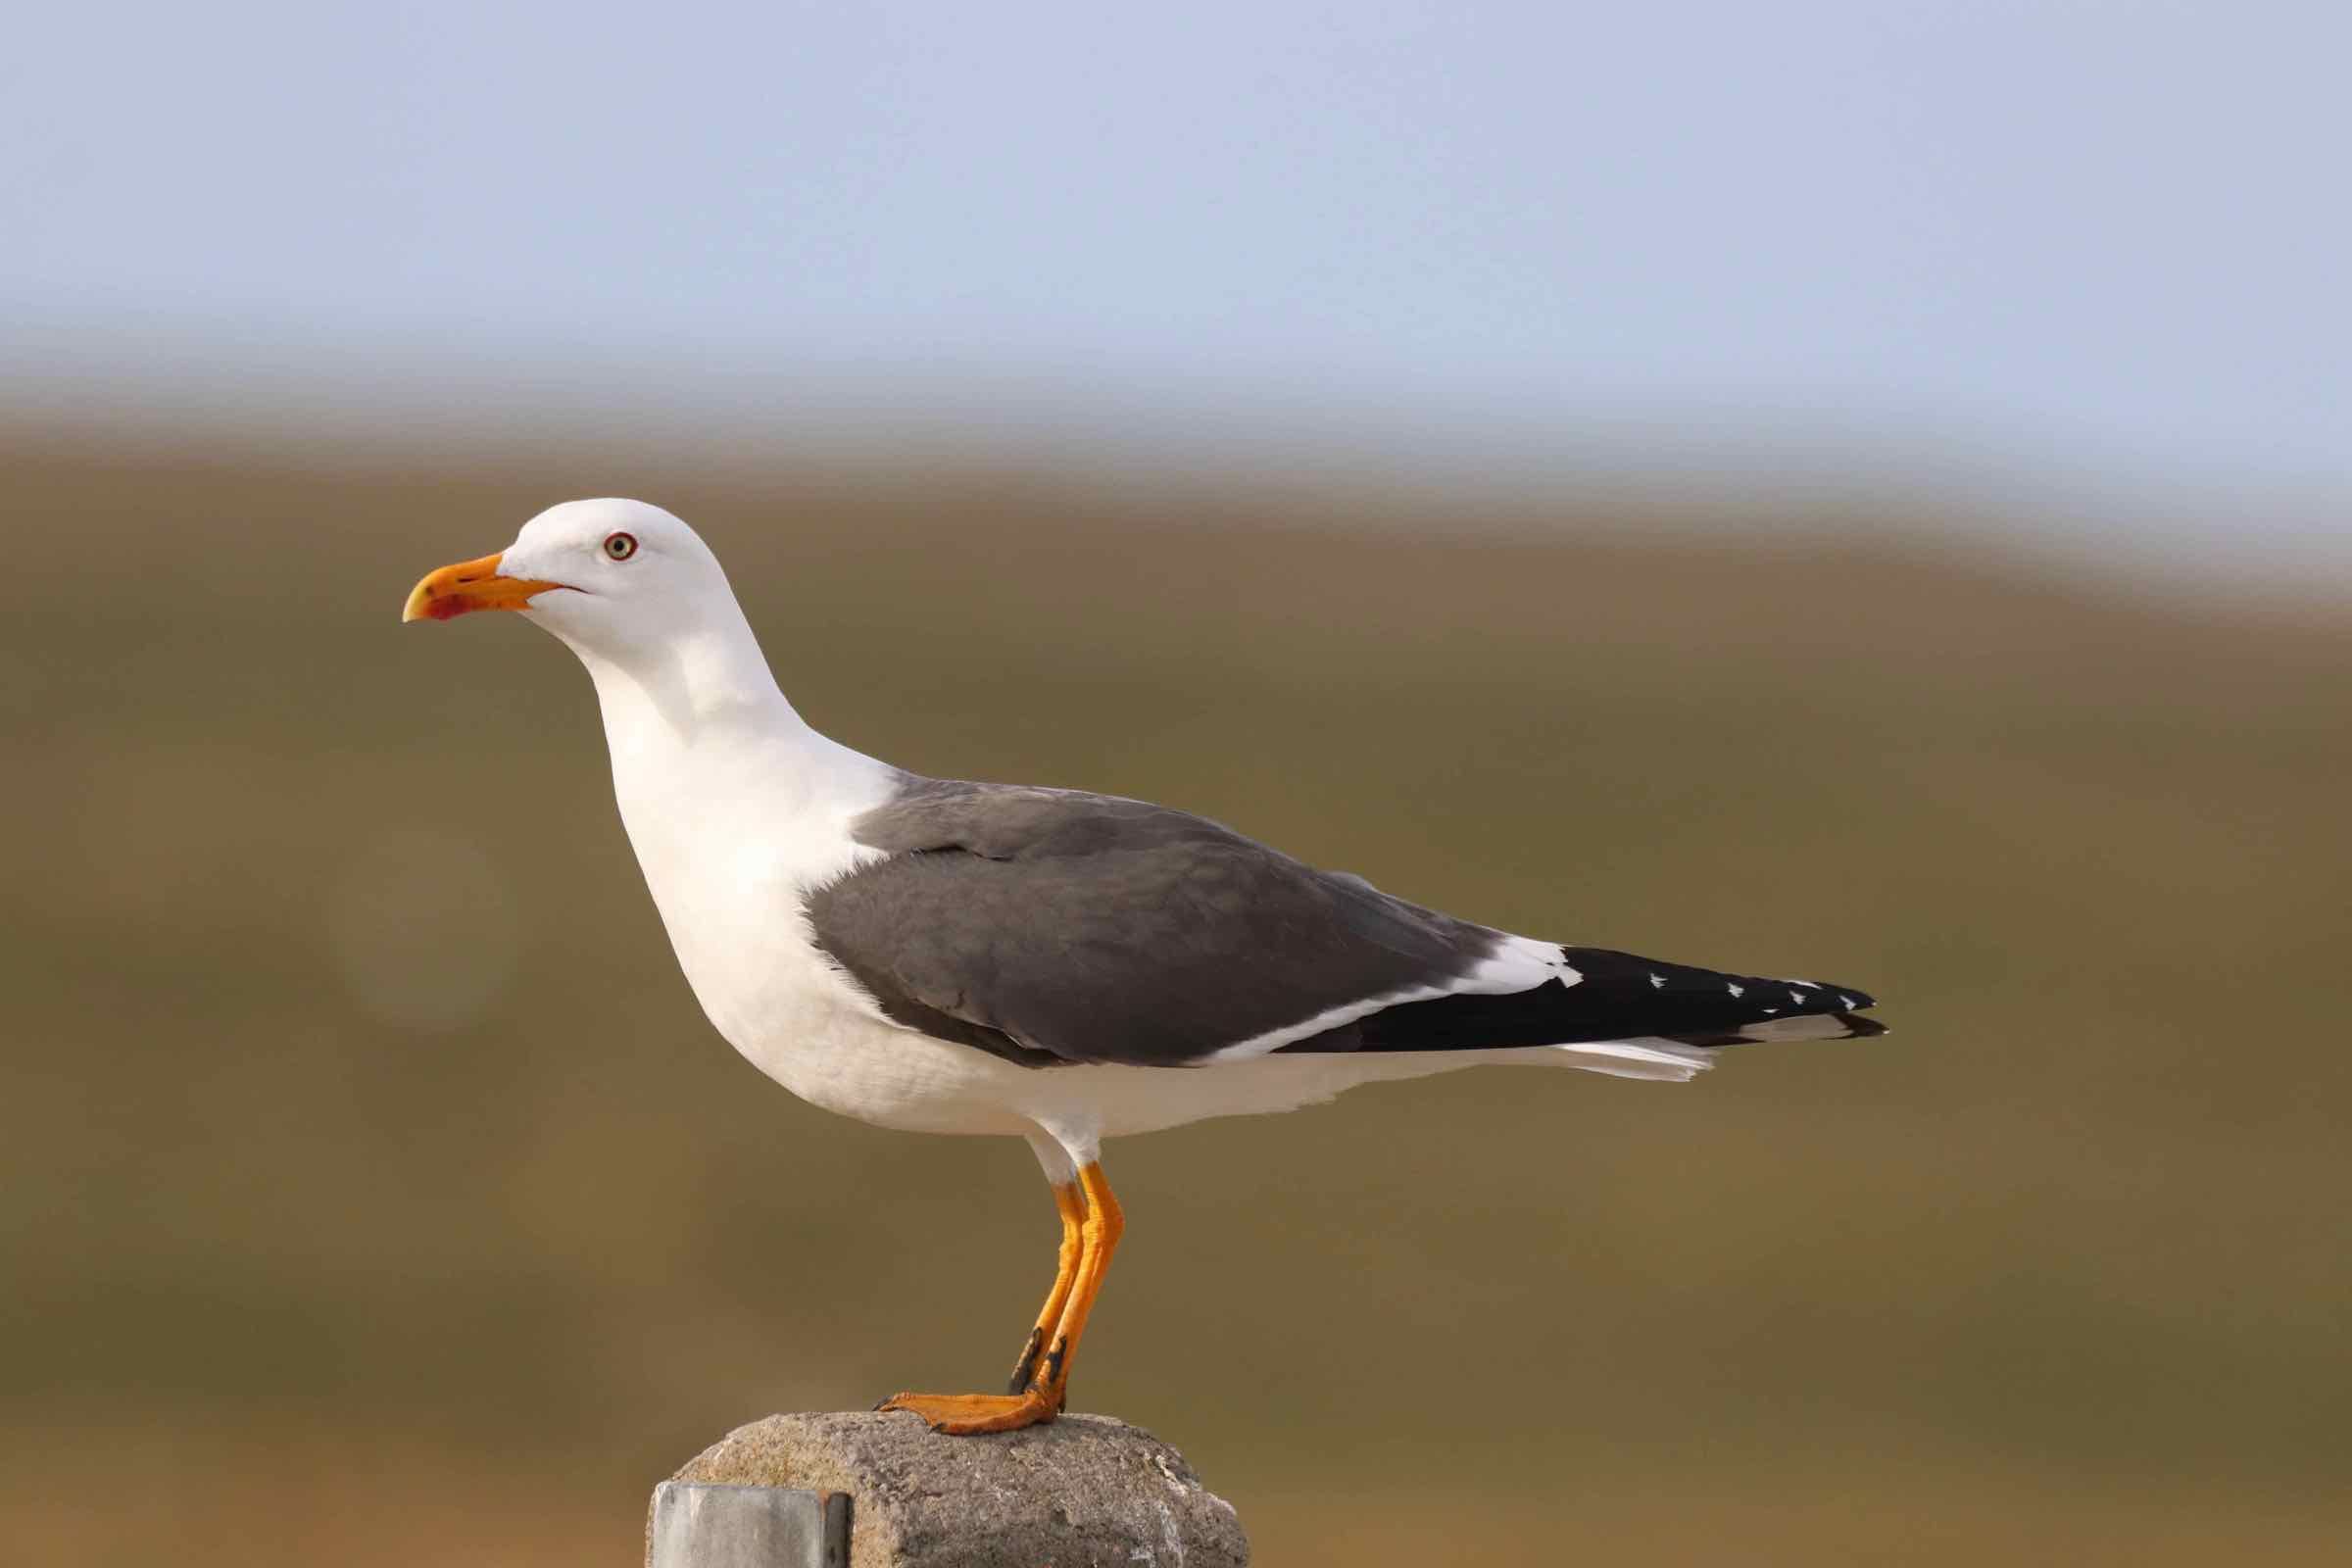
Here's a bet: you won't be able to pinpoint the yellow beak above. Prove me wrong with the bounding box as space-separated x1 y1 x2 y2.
401 553 567 622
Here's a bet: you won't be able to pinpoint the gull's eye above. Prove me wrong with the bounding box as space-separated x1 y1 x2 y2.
603 531 638 562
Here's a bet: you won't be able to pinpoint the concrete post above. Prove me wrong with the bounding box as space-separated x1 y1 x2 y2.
648 1411 1249 1567
651 1483 852 1568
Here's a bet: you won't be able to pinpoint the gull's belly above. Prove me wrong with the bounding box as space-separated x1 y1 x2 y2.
740 1008 1040 1138
640 836 1035 1138
710 952 1035 1138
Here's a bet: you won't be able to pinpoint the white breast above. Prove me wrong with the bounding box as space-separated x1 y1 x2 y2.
593 700 1035 1138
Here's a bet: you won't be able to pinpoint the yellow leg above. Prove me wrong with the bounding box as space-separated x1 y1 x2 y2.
879 1160 1123 1436
1036 1161 1123 1399
1006 1180 1086 1394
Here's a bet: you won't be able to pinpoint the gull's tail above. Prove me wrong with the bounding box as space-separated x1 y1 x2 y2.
1275 943 1885 1081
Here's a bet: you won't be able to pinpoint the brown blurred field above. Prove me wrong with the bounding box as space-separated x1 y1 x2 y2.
5 420 2348 1564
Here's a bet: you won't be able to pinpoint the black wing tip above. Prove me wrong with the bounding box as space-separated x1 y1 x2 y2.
1819 980 1887 1038
1801 977 1887 1040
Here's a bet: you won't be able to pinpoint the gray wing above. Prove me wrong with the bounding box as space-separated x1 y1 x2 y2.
804 777 1503 1067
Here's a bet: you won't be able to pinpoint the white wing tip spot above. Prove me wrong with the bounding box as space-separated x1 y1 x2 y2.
1649 973 1666 989
1840 995 1862 1009
1726 982 1744 997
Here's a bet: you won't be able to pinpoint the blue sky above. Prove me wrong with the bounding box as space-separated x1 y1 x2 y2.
6 3 2347 569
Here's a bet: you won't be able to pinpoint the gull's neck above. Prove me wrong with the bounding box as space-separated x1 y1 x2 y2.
560 604 897 823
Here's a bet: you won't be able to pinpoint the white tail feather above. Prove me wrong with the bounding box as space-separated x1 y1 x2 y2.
1547 1039 1716 1082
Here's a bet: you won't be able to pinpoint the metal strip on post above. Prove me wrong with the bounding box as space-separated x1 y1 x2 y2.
649 1482 851 1568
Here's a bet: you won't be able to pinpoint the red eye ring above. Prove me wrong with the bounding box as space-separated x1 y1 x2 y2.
603 531 637 561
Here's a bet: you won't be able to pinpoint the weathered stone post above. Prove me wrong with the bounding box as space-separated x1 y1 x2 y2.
648 1411 1249 1568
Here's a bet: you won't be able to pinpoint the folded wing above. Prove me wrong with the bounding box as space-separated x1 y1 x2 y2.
806 777 1881 1070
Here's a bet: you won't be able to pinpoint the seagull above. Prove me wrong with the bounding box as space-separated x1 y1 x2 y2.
404 498 1886 1435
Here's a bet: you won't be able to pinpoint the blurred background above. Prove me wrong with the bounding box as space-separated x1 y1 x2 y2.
6 4 2349 1564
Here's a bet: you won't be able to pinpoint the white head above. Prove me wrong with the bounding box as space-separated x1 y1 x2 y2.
402 498 747 660
404 498 798 736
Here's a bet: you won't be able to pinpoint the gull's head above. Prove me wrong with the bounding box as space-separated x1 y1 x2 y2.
402 498 736 662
